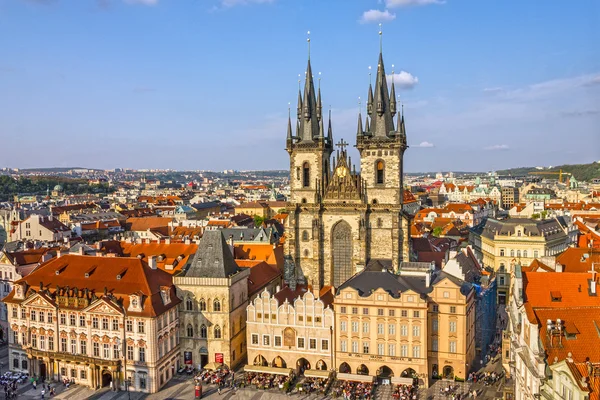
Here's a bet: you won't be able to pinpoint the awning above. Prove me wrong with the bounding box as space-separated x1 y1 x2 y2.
243 365 292 376
204 362 223 371
303 370 332 379
337 373 374 383
391 377 414 385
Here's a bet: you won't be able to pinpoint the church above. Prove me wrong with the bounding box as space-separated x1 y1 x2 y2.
284 45 411 289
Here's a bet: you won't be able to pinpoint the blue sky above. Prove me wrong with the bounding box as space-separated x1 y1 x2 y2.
0 0 599 172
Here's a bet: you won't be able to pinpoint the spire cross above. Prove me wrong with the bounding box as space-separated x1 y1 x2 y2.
336 139 349 152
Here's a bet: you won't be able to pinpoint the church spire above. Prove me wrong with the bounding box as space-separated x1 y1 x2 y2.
390 64 397 116
316 73 323 122
368 49 394 137
364 115 370 134
286 104 293 148
297 48 319 141
356 111 363 138
327 108 333 143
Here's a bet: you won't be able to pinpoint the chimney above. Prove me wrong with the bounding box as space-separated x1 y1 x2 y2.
165 238 171 244
41 253 53 263
48 214 53 221
275 285 281 293
185 238 191 245
78 246 85 255
57 250 63 258
148 255 157 270
591 280 597 295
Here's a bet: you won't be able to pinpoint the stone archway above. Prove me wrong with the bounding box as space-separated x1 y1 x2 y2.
332 220 352 287
101 370 113 388
357 364 369 375
272 356 287 368
253 355 267 366
316 360 327 370
443 365 454 379
296 358 311 375
339 362 351 373
377 365 394 378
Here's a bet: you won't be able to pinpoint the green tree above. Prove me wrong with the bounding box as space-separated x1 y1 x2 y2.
254 215 266 227
432 227 443 237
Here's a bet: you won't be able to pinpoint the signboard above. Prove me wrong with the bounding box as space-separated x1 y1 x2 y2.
215 353 224 363
184 351 193 365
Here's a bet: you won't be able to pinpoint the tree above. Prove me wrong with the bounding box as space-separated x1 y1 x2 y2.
254 215 266 227
432 227 443 237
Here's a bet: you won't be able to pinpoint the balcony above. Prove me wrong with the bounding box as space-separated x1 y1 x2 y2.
26 348 121 367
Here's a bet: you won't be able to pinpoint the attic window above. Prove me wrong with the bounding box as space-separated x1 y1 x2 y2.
550 291 562 302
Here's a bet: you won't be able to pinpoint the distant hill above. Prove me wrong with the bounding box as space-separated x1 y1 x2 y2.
497 162 600 182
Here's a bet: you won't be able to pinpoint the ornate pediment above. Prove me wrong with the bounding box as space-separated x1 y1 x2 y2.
22 293 55 308
84 299 123 316
325 148 362 201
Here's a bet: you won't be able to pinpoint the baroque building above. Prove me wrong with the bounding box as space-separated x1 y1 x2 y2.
285 48 410 289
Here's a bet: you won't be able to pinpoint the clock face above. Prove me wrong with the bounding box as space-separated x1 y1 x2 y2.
336 166 348 178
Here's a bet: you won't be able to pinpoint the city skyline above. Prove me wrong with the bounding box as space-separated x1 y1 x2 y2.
1 0 599 171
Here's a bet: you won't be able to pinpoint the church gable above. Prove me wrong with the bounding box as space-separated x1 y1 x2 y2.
324 143 363 201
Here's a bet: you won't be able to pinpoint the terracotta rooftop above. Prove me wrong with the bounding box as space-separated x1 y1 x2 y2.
119 241 198 274
126 216 173 232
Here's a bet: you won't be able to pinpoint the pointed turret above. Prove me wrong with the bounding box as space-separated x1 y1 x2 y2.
297 88 303 120
316 86 323 122
356 111 363 137
364 115 370 135
297 59 320 141
327 109 333 144
390 78 397 115
369 52 395 137
367 83 374 116
286 109 293 149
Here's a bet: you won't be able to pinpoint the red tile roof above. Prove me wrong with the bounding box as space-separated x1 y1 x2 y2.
126 216 173 232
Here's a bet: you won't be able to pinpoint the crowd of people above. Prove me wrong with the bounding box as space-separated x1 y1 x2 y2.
392 383 418 399
439 383 469 399
194 368 231 386
243 372 293 390
299 377 331 394
332 380 373 400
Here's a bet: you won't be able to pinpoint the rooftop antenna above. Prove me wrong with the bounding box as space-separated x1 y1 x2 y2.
307 30 311 60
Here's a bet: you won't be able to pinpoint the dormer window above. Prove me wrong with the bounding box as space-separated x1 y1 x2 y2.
160 287 171 305
129 294 142 312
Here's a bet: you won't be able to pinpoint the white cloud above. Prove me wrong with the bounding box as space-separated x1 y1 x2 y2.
220 0 275 7
360 9 396 24
385 0 445 7
387 71 419 89
483 87 503 93
124 0 158 5
484 144 510 151
415 141 434 148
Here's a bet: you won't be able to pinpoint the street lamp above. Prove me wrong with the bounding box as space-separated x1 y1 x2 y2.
115 338 131 400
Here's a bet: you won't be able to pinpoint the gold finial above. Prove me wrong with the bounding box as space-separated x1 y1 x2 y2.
379 23 383 52
307 30 311 60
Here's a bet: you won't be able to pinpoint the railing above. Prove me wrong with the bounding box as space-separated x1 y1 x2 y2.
26 348 121 367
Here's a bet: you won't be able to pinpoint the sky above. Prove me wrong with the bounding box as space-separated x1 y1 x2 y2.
0 0 599 172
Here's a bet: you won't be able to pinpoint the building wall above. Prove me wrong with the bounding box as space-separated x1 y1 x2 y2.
246 289 334 372
13 215 70 242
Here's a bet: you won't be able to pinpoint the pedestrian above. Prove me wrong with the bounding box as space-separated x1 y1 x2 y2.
472 389 477 398
41 389 46 399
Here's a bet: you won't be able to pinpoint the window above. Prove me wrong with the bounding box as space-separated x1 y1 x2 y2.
309 338 317 350
450 306 456 314
377 308 384 316
251 334 259 345
275 336 282 347
432 305 439 313
103 344 110 359
352 322 359 333
187 324 194 337
30 310 36 321
102 318 109 330
302 162 310 187
12 307 16 319
32 334 37 348
388 324 396 335
517 250 521 258
340 321 347 332
377 218 383 228
21 360 28 370
315 317 321 323
48 337 54 351
80 316 85 327
400 345 408 357
377 323 384 335
21 308 25 319
388 344 396 356
363 308 369 315
302 230 309 241
450 321 457 333
263 335 270 346
70 314 76 326
139 347 146 362
432 319 438 332
93 342 100 357
376 160 384 184
362 342 369 354
126 320 133 332
200 325 207 338
186 298 193 311
388 309 395 317
80 370 87 380
92 317 98 329
352 341 358 353
341 340 347 352
413 326 420 337
401 310 408 317
139 374 147 389
413 311 420 318
378 343 384 355
362 322 369 333
112 319 119 331
449 341 457 353
138 321 145 333
340 306 347 314
81 341 87 355
39 312 45 323
500 276 505 286
412 345 420 358
61 338 67 352
400 325 408 336
297 337 305 349
40 336 45 350
199 299 206 311
214 326 221 339
213 299 221 312
510 250 515 257
71 369 76 378
443 291 450 298
523 250 528 258
321 339 329 351
534 250 539 258
352 307 358 315
432 338 438 351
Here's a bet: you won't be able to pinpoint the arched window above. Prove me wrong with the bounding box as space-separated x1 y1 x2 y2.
376 160 385 184
302 162 310 187
187 324 194 337
185 298 193 311
304 249 310 257
523 250 528 258
302 230 309 241
214 325 222 339
517 250 521 258
213 299 221 312
200 325 207 338
377 218 383 228
199 299 206 311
